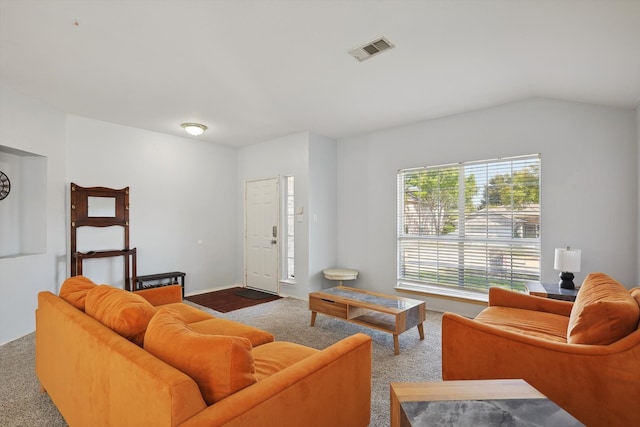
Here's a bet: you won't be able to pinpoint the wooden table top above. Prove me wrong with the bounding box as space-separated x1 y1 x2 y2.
311 286 425 313
391 379 545 401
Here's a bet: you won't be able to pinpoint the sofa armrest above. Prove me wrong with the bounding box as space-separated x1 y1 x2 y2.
489 287 573 317
134 285 183 306
179 333 372 427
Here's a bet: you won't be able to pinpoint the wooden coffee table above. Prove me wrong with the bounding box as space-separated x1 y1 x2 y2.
309 286 426 355
390 379 583 426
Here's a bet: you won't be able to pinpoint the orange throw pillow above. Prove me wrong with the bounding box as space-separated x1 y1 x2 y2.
144 308 256 404
630 287 640 308
59 275 98 311
567 273 640 345
85 285 157 346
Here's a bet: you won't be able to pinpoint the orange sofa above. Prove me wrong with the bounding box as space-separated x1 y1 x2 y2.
442 272 640 427
36 277 372 427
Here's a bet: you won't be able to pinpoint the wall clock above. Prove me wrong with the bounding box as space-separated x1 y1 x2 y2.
0 171 10 200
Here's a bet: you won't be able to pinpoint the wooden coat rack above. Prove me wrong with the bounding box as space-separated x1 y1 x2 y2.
70 183 136 291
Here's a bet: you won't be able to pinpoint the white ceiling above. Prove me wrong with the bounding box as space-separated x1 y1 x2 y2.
1 0 639 147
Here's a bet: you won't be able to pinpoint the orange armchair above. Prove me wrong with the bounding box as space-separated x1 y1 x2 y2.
442 274 640 427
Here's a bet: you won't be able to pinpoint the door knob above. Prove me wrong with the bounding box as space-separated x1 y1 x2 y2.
271 240 277 245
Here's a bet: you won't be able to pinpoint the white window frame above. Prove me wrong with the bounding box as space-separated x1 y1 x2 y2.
396 154 541 301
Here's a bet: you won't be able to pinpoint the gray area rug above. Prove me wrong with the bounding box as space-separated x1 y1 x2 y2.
0 297 443 427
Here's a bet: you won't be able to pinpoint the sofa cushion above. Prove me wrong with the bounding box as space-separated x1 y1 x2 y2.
567 273 640 345
475 306 569 342
631 287 640 330
144 308 257 405
59 275 98 311
189 318 275 346
85 285 157 346
630 287 640 307
156 302 215 323
252 341 319 381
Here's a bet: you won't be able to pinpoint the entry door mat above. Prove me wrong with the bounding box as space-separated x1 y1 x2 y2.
185 287 282 313
234 288 276 300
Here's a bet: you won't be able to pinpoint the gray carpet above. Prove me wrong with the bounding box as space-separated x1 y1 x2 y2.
0 297 443 427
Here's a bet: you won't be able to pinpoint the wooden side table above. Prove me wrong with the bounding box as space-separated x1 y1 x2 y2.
526 281 579 302
390 379 583 426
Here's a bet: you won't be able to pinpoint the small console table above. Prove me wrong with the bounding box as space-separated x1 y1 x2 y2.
135 271 185 297
323 268 358 286
526 281 579 302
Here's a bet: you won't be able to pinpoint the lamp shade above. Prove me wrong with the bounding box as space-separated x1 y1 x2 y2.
554 247 581 272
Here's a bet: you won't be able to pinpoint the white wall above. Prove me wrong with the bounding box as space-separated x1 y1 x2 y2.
237 132 338 297
237 132 311 299
308 133 337 291
0 86 67 345
2 94 636 343
65 115 239 294
337 98 638 316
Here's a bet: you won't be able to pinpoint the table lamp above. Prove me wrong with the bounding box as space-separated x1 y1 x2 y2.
554 246 581 290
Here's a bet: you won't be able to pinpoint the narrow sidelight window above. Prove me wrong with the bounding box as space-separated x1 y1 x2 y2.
285 176 295 280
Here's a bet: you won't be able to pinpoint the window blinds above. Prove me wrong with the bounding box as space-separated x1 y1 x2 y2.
397 154 540 295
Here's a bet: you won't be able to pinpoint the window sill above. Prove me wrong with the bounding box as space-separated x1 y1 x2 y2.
395 282 488 305
280 279 296 286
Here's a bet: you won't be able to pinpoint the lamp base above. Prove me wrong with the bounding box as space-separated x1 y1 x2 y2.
559 272 575 290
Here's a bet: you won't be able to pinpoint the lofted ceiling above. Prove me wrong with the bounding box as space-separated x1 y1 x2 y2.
1 0 639 147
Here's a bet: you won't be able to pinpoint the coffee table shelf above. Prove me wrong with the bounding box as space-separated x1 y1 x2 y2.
351 311 396 332
309 286 426 355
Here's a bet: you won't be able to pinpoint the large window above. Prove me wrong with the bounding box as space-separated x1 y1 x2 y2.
397 154 540 299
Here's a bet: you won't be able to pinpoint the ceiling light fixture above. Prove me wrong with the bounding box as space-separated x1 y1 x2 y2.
181 122 207 136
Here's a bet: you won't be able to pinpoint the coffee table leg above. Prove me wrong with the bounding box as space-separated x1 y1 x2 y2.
417 322 425 340
393 335 400 355
310 311 317 327
390 385 401 427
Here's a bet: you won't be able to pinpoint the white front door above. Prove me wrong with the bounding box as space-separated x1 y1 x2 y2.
245 177 279 294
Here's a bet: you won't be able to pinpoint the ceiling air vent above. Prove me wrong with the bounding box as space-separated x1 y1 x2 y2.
348 37 395 62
